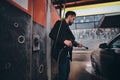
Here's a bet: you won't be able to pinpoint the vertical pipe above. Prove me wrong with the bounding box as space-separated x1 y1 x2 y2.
60 8 62 18
28 0 33 80
46 0 51 80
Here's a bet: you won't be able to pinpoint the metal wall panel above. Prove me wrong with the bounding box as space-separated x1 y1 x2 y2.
0 1 32 80
32 22 47 80
0 0 48 80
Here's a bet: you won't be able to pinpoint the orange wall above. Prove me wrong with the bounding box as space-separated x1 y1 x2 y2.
7 0 60 27
51 4 60 27
33 0 46 27
8 0 46 27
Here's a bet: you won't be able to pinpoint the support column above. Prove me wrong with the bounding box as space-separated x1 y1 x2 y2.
46 0 51 80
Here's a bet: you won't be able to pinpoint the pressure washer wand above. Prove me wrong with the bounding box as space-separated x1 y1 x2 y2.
82 45 88 49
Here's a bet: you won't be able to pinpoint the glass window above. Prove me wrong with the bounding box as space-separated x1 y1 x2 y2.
94 15 103 21
75 16 85 23
111 36 120 48
84 16 94 22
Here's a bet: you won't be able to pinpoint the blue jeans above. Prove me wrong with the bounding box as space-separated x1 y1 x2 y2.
58 56 70 80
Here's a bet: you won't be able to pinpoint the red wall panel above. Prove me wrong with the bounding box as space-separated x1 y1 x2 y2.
51 4 60 27
33 0 46 27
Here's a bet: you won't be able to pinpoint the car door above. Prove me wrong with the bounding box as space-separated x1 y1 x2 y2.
99 34 120 79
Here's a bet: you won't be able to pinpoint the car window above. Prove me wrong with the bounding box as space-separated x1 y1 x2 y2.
111 36 120 48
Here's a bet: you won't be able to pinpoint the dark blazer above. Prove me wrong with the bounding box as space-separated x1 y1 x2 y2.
49 19 78 61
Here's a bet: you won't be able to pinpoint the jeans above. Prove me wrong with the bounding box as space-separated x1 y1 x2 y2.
58 56 70 80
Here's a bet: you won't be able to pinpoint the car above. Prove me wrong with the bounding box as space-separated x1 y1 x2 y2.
91 33 120 80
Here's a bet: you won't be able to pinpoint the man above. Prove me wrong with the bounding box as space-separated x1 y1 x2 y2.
49 11 83 80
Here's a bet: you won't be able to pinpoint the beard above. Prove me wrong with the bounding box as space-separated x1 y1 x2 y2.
68 22 72 25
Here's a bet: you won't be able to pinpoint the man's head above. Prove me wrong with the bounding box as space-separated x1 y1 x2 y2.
65 11 76 25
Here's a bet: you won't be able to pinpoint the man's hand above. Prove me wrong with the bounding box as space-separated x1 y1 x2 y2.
64 40 72 47
77 42 83 47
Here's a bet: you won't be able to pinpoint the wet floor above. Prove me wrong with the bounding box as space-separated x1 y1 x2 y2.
69 50 91 80
69 61 91 80
69 50 105 80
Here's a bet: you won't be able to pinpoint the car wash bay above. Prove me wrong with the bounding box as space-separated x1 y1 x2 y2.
0 0 120 80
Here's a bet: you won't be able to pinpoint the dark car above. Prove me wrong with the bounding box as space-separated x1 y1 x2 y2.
91 33 120 80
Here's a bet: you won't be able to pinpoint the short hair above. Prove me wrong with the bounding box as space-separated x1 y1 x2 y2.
65 11 76 18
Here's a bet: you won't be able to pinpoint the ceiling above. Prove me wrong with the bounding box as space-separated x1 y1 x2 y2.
51 0 120 28
51 0 119 8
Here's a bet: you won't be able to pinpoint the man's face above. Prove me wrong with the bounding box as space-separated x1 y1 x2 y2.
68 15 76 25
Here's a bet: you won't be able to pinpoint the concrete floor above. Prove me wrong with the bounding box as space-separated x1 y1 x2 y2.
69 50 105 80
69 61 91 80
51 49 105 80
69 50 91 80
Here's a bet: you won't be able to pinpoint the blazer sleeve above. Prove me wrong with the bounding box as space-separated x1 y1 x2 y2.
72 40 79 47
